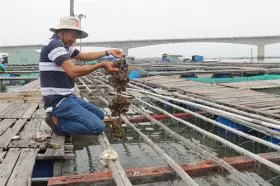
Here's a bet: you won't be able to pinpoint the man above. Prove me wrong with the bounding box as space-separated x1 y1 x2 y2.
40 16 124 135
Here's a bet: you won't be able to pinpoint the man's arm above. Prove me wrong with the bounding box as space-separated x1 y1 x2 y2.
61 59 118 79
74 49 124 61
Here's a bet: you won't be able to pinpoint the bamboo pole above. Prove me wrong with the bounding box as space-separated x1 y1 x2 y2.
98 133 132 186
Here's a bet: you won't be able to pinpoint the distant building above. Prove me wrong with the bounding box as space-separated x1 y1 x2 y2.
8 50 39 65
161 54 183 62
191 55 204 62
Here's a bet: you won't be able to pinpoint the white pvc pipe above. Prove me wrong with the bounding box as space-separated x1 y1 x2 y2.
173 92 280 126
135 98 280 174
128 88 280 130
127 84 280 138
143 95 280 150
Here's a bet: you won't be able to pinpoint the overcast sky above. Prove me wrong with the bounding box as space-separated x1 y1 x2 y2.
1 0 280 58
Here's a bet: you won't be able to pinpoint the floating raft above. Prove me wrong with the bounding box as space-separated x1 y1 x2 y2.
1 70 280 185
136 75 280 118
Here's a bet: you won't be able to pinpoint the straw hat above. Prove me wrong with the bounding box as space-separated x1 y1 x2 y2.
50 16 88 39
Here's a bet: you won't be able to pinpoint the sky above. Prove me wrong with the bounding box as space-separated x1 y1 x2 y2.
0 0 280 58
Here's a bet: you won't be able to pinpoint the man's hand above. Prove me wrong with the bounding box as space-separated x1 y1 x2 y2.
107 49 125 58
101 62 119 73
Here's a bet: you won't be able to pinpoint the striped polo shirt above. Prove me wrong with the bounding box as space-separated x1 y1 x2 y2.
39 35 80 109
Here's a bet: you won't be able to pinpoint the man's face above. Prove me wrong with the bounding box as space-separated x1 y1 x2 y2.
62 30 79 47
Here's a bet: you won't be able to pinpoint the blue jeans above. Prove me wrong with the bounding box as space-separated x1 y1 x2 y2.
51 95 106 135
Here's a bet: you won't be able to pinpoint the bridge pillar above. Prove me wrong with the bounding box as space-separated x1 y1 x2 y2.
257 44 265 62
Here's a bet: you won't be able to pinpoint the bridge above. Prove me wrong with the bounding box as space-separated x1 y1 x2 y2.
1 35 280 60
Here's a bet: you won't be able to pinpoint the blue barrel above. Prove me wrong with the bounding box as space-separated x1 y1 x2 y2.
217 117 250 136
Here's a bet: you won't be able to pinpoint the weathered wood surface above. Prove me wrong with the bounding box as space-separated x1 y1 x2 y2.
0 91 41 103
32 104 47 119
0 148 6 162
6 148 38 186
219 79 280 89
0 119 26 149
7 119 51 149
0 148 38 186
0 148 21 186
0 103 39 119
136 75 280 117
12 79 40 92
0 119 16 136
0 82 74 185
44 134 65 159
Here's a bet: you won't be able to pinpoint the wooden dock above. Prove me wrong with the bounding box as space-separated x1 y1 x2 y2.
136 75 280 119
0 80 74 186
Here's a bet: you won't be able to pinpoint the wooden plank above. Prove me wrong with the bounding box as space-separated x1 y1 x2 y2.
21 103 39 119
6 148 38 186
32 107 46 119
0 119 27 148
219 79 280 89
0 148 21 186
0 119 16 135
210 93 272 99
266 109 280 114
244 101 280 108
11 103 31 118
44 134 65 159
53 161 63 177
0 103 30 119
217 96 278 102
0 103 11 114
0 148 6 162
8 119 41 148
36 119 53 150
0 103 17 118
228 98 280 105
39 119 53 136
258 105 280 111
62 159 75 176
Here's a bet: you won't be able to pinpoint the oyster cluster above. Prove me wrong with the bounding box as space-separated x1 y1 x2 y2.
108 58 130 117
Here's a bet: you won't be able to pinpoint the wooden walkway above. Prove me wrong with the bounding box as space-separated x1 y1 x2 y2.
136 75 280 118
219 79 280 90
0 80 74 186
